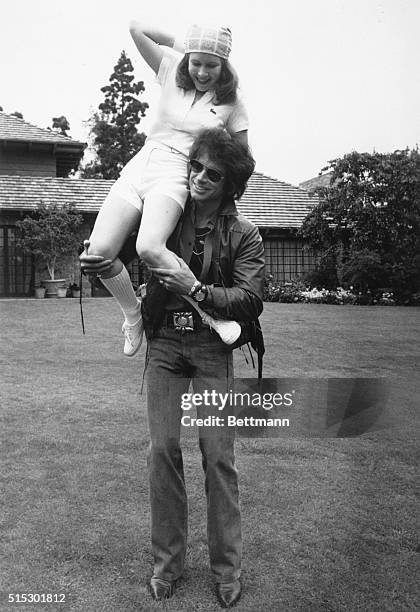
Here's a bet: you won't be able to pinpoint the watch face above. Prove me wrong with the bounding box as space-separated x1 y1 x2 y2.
194 290 205 302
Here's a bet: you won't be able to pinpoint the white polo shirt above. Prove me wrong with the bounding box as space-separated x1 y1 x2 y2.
146 48 249 157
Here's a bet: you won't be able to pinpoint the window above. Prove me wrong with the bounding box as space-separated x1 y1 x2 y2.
0 226 34 296
263 236 316 283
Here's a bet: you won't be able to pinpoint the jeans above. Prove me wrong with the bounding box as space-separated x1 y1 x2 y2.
145 326 241 583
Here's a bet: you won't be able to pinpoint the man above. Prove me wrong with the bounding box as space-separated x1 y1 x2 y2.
81 128 265 608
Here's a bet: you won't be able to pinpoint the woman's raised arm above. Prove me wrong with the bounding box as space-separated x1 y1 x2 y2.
129 20 177 74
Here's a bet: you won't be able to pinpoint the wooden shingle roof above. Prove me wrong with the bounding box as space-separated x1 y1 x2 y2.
241 172 318 228
0 176 111 212
0 112 85 146
0 172 318 228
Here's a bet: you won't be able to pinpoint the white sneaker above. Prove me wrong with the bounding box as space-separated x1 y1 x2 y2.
122 316 144 356
201 313 241 345
182 295 241 345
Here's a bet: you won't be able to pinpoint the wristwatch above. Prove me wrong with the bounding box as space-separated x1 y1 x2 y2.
192 283 208 302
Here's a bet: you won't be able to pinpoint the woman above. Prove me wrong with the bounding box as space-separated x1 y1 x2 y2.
81 21 249 356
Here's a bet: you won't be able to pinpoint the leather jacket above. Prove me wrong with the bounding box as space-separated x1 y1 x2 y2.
142 195 265 335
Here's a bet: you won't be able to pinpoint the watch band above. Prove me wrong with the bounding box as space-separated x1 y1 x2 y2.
188 280 201 296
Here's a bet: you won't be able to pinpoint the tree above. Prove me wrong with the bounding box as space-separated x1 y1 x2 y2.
52 115 70 135
81 51 148 179
300 149 420 302
16 202 83 280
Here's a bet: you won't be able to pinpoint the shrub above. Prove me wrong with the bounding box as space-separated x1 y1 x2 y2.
262 280 399 306
16 201 83 280
303 252 339 290
300 148 420 303
263 274 281 302
408 292 420 306
342 249 388 293
278 279 307 303
378 291 395 306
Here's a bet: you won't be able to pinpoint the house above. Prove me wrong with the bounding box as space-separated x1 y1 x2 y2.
241 173 318 283
0 112 86 295
0 112 319 296
0 112 85 178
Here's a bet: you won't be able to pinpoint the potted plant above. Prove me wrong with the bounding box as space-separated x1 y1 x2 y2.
34 285 46 299
69 282 81 299
56 286 68 298
16 201 83 298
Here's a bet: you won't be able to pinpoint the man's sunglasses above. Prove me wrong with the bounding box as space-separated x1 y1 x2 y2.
189 159 224 183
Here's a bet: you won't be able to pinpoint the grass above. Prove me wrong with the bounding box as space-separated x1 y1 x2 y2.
0 299 419 611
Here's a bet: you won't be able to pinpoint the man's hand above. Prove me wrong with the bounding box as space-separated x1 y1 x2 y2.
79 240 113 275
151 254 197 295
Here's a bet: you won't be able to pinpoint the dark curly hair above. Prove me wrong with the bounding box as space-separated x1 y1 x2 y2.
188 128 255 200
175 54 238 105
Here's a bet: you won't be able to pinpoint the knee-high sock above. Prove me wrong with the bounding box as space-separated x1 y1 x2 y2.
100 267 141 324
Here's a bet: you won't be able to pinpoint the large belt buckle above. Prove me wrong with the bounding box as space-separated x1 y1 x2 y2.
173 311 194 332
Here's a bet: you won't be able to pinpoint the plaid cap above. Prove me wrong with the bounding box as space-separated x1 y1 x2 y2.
184 24 232 60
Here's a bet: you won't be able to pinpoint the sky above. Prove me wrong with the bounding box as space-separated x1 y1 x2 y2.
1 0 419 185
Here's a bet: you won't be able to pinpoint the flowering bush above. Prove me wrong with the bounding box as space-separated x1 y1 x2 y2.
263 274 282 302
277 279 307 303
336 287 358 305
300 287 328 303
377 291 395 306
263 279 396 306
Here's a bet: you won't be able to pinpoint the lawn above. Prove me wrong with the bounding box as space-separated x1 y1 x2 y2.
0 299 419 611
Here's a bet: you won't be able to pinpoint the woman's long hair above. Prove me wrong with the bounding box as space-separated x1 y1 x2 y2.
176 54 239 105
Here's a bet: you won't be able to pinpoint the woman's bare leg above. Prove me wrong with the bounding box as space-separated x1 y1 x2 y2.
88 190 141 266
136 193 183 269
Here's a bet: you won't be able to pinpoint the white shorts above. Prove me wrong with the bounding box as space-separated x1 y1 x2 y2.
108 142 189 212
